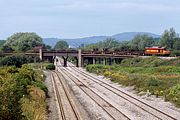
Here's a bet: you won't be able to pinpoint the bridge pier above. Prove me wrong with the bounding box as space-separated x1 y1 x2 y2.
98 58 101 64
62 56 68 67
108 58 112 65
103 58 106 65
78 49 82 67
93 57 96 64
74 57 79 67
39 48 43 61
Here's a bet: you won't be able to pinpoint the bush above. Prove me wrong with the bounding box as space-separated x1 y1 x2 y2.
32 81 48 94
146 79 161 87
0 55 40 67
20 86 47 120
86 64 107 74
121 57 143 67
0 65 48 119
170 50 180 56
167 84 180 106
46 63 55 70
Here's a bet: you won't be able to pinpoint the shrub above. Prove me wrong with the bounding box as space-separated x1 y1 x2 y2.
146 79 161 87
167 84 180 106
0 73 22 120
20 86 47 120
86 64 107 74
121 57 143 67
0 55 39 67
32 81 48 95
0 65 48 119
46 63 55 70
170 50 180 56
103 71 112 77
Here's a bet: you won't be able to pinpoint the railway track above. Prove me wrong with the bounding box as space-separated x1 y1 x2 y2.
67 66 179 120
51 71 82 120
57 67 131 120
55 58 179 119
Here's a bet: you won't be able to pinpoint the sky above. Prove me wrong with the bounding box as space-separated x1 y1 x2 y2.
0 0 180 39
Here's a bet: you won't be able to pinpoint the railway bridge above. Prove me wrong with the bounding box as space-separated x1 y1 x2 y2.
1 49 177 67
0 49 138 67
39 49 136 67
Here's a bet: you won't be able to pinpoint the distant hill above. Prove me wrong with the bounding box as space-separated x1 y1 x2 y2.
43 32 160 48
111 32 160 41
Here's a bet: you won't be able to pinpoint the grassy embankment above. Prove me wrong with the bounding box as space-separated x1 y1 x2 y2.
0 64 48 120
86 57 180 107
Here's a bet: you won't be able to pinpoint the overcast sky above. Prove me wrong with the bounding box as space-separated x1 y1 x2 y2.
0 0 180 39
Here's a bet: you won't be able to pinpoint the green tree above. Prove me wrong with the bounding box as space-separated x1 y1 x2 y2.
129 34 155 51
0 55 38 67
173 38 180 50
3 32 43 52
160 28 178 49
44 45 52 49
84 38 120 50
117 41 131 51
1 45 14 52
98 38 119 49
54 40 69 49
0 40 5 49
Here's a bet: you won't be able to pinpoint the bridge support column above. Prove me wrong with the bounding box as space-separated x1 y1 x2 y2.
115 58 119 64
39 48 43 61
81 57 84 67
109 58 112 65
75 57 79 67
103 58 106 65
98 58 101 64
62 56 68 67
78 49 82 67
93 57 96 64
112 58 116 65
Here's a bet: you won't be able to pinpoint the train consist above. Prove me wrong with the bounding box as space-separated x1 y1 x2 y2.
144 47 171 56
82 46 171 56
31 46 171 56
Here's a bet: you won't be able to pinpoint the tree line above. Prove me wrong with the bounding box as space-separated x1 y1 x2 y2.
0 28 180 53
83 28 180 52
0 32 51 52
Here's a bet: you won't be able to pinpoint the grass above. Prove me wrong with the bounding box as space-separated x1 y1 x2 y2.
86 57 180 107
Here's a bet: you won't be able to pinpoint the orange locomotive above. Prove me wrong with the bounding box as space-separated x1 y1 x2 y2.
144 46 170 56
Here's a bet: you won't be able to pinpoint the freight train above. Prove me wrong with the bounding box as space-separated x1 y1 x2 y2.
83 46 171 56
144 47 171 56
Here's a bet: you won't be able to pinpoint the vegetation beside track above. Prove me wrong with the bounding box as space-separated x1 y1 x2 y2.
29 62 55 70
0 64 48 120
86 57 180 107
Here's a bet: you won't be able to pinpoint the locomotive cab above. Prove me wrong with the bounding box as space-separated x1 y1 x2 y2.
145 46 170 56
